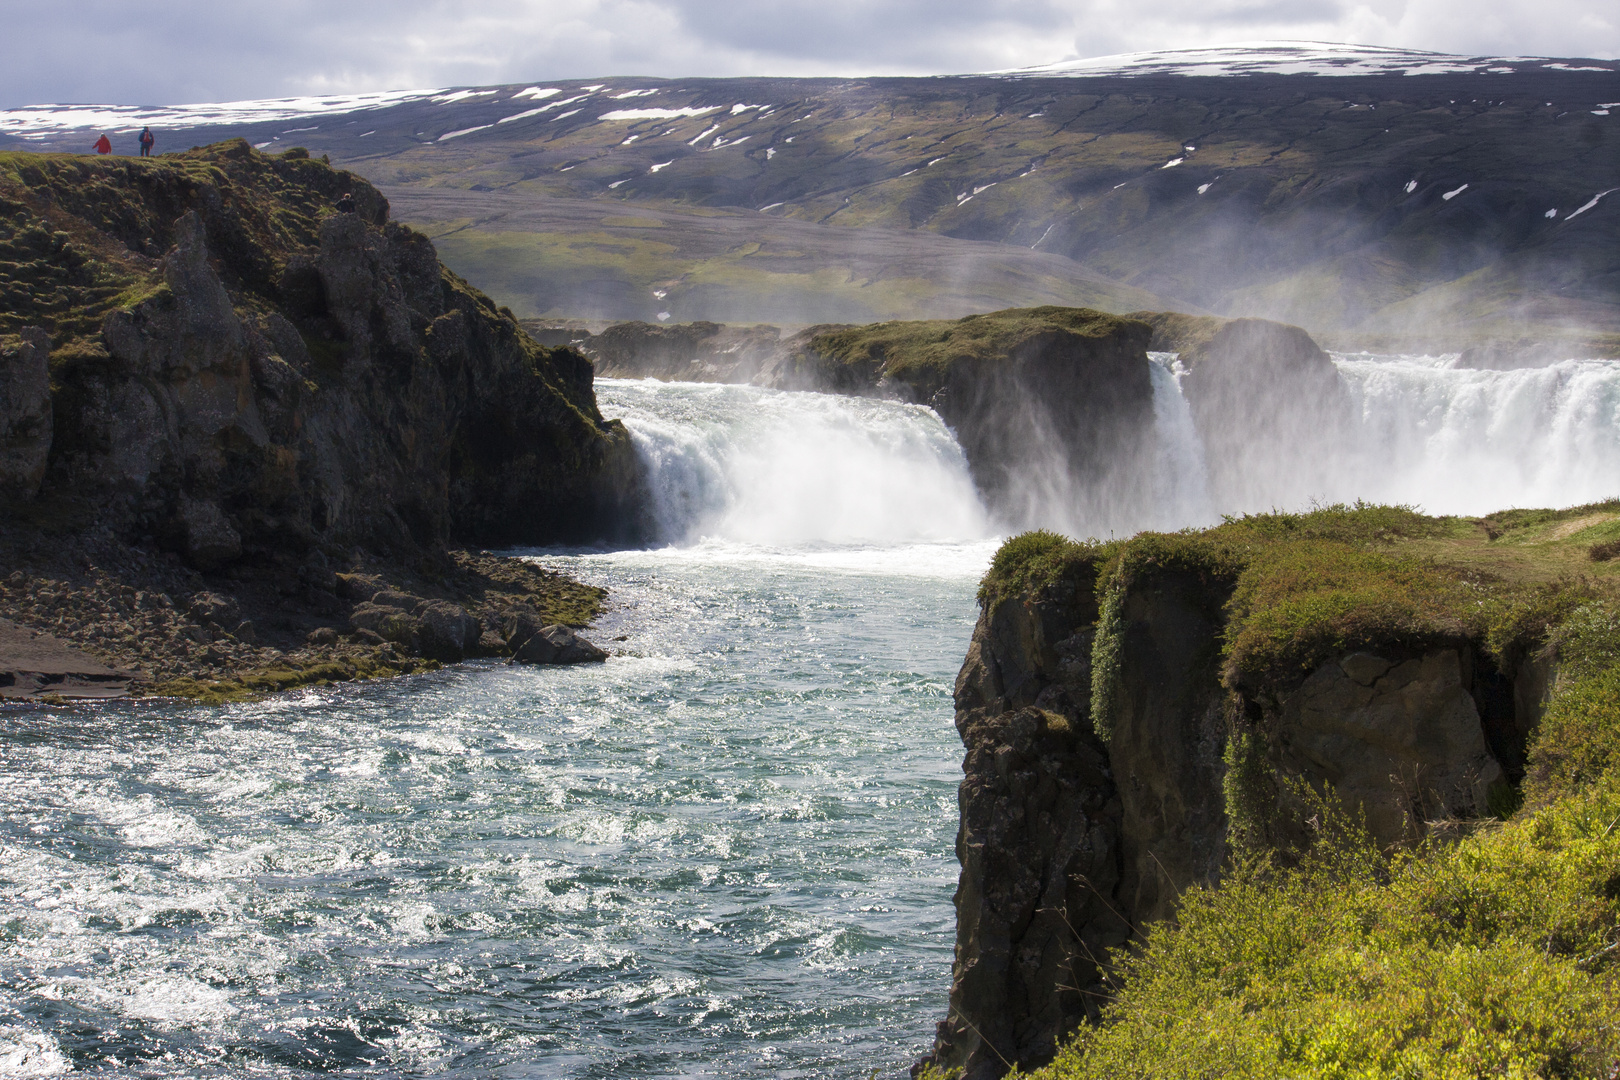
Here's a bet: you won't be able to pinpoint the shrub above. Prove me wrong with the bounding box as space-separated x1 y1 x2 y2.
977 530 1110 609
1033 777 1620 1080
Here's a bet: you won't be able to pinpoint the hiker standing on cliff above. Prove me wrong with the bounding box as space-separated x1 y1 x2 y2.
336 192 356 213
138 127 154 156
93 133 111 154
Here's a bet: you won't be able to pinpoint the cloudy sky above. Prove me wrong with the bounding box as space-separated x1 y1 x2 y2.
6 0 1616 106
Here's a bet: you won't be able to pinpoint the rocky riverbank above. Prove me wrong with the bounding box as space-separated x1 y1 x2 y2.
0 140 638 699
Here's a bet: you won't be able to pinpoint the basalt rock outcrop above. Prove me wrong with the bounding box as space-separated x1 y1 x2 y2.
927 528 1553 1080
1 140 641 560
0 141 640 693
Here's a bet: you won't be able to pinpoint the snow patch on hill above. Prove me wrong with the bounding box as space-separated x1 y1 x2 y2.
0 89 443 137
992 41 1619 79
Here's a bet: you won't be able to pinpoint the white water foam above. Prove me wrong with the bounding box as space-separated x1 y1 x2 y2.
597 379 992 547
1334 354 1620 514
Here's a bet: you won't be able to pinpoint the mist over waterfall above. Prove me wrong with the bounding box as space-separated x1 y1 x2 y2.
598 354 1620 552
597 379 992 546
1333 355 1620 514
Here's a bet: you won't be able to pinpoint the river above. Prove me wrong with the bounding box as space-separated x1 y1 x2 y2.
2 356 1618 1077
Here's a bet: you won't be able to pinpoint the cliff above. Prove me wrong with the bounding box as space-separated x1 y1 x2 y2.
0 141 642 696
927 502 1620 1078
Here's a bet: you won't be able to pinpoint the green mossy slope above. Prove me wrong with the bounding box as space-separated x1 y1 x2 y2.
971 502 1620 1078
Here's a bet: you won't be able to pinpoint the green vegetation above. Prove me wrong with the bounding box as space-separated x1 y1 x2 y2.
1033 779 1620 1078
976 530 1110 609
0 140 376 347
973 501 1620 1077
809 306 1146 383
148 653 437 704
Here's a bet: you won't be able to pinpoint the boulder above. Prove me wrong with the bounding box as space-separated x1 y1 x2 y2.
500 606 545 652
334 573 384 600
372 589 426 612
0 327 52 500
509 624 608 665
187 591 241 628
416 600 479 662
351 601 420 648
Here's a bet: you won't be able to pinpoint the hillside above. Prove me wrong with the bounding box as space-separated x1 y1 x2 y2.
928 501 1620 1078
5 45 1616 348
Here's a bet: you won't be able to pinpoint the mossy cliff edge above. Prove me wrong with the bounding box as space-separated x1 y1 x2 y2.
926 502 1620 1079
0 140 642 697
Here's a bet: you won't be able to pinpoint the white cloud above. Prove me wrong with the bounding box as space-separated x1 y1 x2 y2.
0 0 1613 106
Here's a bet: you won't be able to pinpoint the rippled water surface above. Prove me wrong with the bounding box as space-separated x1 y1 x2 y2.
0 540 994 1078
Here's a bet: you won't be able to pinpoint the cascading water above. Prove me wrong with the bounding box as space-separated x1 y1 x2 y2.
1145 353 1217 530
1141 352 1620 524
1333 354 1620 514
600 379 993 547
0 379 1000 1080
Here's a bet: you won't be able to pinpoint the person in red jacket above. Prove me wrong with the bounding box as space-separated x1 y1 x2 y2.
93 133 111 154
138 127 154 156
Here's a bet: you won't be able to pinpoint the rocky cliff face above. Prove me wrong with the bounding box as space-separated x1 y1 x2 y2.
1178 318 1355 514
1 141 641 562
929 530 1550 1079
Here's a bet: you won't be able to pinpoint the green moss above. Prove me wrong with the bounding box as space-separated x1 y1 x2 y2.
1222 542 1477 695
1032 776 1620 1080
977 530 1112 609
1089 532 1246 740
808 305 1145 382
144 654 435 703
1214 501 1457 546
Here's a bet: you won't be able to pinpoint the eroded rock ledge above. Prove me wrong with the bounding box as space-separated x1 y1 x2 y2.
924 525 1553 1079
0 141 639 695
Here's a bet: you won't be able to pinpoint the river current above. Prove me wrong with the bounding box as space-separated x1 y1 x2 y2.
3 359 1618 1077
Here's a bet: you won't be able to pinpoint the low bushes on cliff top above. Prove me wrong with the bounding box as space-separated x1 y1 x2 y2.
1029 776 1620 1080
978 530 1113 608
1221 542 1480 695
808 305 1141 379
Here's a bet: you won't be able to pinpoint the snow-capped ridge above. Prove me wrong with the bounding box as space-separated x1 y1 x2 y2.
989 41 1620 79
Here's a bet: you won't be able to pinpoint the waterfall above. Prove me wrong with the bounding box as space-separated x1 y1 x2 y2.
600 354 1620 552
1139 351 1620 523
596 378 992 546
1333 354 1620 515
1146 352 1216 529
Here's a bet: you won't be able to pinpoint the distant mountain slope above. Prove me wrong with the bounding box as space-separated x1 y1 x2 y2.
6 45 1616 344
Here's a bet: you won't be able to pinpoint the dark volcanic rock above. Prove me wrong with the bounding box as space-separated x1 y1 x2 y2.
416 599 480 662
1179 318 1355 513
585 320 787 382
0 327 52 500
565 307 1157 528
510 624 608 665
7 140 644 572
927 537 1540 1078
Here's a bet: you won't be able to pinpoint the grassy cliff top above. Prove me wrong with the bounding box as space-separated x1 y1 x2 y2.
977 502 1620 1077
983 499 1620 713
0 140 385 347
806 305 1148 381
